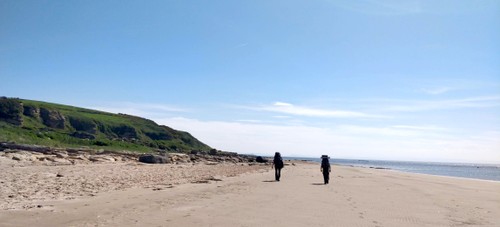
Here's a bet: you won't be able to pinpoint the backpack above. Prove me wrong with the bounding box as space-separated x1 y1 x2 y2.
321 158 330 168
275 157 284 169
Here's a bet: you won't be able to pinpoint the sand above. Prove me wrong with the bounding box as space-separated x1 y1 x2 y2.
0 158 499 227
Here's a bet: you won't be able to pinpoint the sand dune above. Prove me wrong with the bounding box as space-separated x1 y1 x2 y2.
1 159 499 227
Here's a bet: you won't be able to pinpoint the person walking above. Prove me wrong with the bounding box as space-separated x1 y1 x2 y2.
320 155 331 184
272 152 284 181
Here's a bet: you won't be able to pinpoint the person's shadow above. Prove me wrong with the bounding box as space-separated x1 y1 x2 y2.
311 183 325 185
262 180 277 183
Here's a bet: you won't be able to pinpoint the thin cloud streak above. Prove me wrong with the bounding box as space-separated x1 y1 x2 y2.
391 125 448 131
87 102 189 118
376 96 500 112
336 125 450 138
244 102 384 118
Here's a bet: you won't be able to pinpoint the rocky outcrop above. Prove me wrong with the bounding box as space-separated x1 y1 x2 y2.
69 117 97 134
138 154 170 164
0 143 52 153
209 149 218 155
71 131 96 139
88 155 116 162
256 156 268 163
40 108 65 129
144 132 172 140
111 125 138 139
0 97 23 126
0 143 140 165
1 142 263 167
22 105 40 119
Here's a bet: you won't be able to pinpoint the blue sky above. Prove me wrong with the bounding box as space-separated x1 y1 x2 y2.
1 0 499 163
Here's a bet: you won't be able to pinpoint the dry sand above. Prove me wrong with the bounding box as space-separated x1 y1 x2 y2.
0 158 499 227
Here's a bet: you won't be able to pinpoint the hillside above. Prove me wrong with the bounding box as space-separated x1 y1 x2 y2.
0 97 211 153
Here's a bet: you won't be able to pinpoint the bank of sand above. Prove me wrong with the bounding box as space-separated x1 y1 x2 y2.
1 160 499 227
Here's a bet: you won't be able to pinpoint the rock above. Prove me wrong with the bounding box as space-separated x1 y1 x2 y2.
56 173 64 177
0 98 23 125
8 151 38 162
40 108 65 129
256 156 268 163
110 125 138 139
209 149 218 155
55 151 69 159
66 148 88 154
170 153 189 163
206 176 222 181
138 154 169 164
68 155 89 162
144 132 172 140
68 116 97 134
192 180 210 184
70 131 96 139
0 143 53 153
89 155 115 162
189 154 199 162
23 105 40 118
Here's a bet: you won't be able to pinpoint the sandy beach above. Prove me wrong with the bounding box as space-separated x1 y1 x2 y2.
1 156 499 227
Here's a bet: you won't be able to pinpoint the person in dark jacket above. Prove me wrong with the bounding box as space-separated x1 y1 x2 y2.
320 155 331 184
272 152 284 181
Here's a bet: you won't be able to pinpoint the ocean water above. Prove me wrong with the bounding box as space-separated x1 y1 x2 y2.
286 157 500 182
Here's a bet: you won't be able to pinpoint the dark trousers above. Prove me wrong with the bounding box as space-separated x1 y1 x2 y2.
322 170 329 184
275 168 282 181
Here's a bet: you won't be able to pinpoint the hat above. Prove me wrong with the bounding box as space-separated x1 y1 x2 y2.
321 155 329 159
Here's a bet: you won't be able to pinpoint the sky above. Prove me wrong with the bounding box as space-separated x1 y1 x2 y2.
1 0 499 163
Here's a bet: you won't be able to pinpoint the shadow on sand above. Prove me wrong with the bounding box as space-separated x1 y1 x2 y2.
311 183 326 185
262 180 277 183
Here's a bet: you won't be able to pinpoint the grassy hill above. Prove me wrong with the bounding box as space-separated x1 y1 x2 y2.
0 97 211 153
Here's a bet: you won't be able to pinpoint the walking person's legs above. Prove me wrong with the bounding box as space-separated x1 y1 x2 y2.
323 171 329 184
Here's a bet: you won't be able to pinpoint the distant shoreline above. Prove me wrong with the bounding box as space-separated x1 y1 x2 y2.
282 157 500 182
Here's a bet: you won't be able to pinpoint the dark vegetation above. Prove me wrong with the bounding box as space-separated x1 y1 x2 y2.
0 97 211 153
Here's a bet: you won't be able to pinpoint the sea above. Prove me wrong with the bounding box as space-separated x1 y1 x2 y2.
285 157 500 182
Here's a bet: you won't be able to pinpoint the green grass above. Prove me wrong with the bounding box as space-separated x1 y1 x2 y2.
0 98 211 153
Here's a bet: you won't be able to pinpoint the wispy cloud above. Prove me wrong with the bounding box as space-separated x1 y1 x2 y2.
380 96 500 112
391 125 448 131
245 102 383 118
336 124 448 138
86 102 189 118
155 117 500 163
236 119 268 124
235 43 248 48
272 115 293 119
